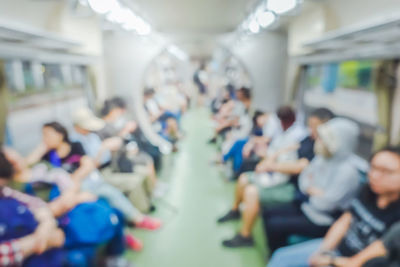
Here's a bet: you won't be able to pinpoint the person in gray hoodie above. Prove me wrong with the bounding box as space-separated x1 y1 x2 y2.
262 118 362 253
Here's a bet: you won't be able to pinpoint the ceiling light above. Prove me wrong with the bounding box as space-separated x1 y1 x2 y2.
88 0 118 14
256 10 276 28
267 0 297 15
248 19 260 34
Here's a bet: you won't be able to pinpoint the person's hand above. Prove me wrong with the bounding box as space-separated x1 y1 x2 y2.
333 257 362 267
307 186 324 197
255 162 269 173
124 121 138 133
242 144 252 159
309 253 332 266
46 229 65 250
102 137 123 152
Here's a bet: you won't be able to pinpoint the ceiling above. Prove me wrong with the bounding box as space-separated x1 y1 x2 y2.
125 0 259 57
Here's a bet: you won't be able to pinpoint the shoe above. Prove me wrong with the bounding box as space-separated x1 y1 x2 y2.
125 234 143 252
208 137 217 144
222 234 254 248
217 210 240 223
105 256 135 267
136 216 162 230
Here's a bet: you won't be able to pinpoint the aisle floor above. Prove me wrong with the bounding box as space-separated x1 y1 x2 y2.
127 108 267 267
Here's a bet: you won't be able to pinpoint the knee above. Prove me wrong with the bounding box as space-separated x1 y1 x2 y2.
244 185 259 201
238 174 249 186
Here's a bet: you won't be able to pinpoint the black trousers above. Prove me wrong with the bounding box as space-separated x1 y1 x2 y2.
262 203 329 253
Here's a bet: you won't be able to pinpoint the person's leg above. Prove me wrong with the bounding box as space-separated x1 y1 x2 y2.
262 204 329 253
231 139 248 173
93 181 144 223
217 173 250 223
101 168 151 213
267 239 323 267
240 184 260 237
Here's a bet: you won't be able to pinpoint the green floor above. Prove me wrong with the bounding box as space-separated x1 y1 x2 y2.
127 108 267 267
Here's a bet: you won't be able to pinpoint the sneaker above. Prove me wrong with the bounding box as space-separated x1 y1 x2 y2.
208 137 217 144
105 256 135 267
136 216 162 231
125 234 143 252
222 234 254 248
217 210 240 223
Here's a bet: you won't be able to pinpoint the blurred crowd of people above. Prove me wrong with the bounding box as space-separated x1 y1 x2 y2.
209 84 400 267
0 95 190 267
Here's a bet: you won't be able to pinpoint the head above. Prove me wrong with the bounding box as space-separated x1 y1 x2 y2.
143 88 155 101
73 107 105 135
42 122 70 149
0 150 14 186
1 147 26 174
308 108 335 140
277 106 296 131
314 118 359 159
252 110 267 129
368 147 400 196
236 87 251 102
101 97 127 119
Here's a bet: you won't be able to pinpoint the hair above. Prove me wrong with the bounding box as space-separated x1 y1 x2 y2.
0 150 13 180
371 146 400 162
101 97 127 117
237 87 251 100
310 108 335 122
277 106 296 130
144 88 155 97
252 110 266 127
43 122 70 143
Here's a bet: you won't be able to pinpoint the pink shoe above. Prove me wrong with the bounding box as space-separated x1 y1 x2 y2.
126 234 143 252
135 217 162 231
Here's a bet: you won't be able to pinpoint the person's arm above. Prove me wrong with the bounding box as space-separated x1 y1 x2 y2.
94 137 122 167
242 139 255 158
308 166 359 213
25 143 48 166
49 190 97 217
333 240 387 267
309 212 353 266
267 158 310 175
118 121 137 138
71 155 96 182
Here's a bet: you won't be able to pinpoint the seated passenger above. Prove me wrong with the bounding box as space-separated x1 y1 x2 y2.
234 106 300 178
26 122 162 232
144 88 181 144
267 146 400 267
0 150 65 267
99 96 163 171
219 108 334 248
208 87 252 144
71 107 166 209
222 109 282 180
2 148 139 265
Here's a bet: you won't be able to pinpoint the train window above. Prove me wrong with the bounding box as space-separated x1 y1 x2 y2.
43 63 64 91
22 61 35 92
304 60 377 126
301 60 379 158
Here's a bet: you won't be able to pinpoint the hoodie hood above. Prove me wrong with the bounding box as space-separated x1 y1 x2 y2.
317 118 360 158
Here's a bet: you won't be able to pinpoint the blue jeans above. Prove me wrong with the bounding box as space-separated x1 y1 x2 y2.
223 138 248 172
267 238 323 267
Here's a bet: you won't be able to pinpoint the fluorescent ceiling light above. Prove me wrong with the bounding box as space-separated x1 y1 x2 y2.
167 45 188 61
267 0 297 15
248 19 260 34
136 20 152 35
256 10 276 28
88 0 118 14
